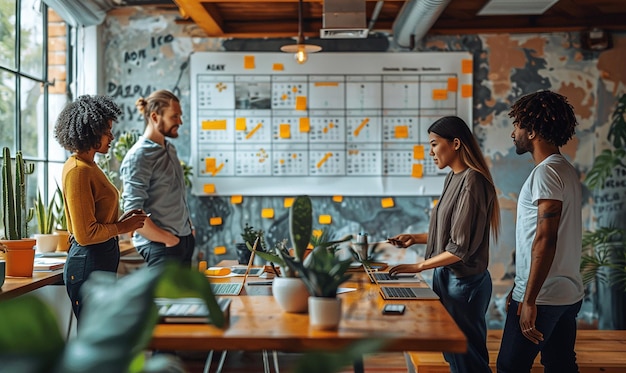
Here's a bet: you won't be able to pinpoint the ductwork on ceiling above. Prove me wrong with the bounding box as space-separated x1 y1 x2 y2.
320 0 369 39
392 0 452 48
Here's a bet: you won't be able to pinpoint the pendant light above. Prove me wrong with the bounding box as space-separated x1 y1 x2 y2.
280 0 321 64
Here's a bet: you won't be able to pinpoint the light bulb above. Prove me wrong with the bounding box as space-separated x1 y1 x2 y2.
294 47 308 64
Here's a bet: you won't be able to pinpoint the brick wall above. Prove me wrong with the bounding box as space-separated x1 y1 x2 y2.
47 9 66 95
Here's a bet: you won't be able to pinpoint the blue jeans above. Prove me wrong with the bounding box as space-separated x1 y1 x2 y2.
496 299 582 373
64 237 120 318
136 233 195 267
432 267 492 373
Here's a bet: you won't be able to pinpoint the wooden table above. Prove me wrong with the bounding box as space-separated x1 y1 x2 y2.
150 260 467 366
0 270 64 301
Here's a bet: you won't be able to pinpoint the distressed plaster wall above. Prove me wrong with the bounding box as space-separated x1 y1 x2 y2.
101 6 626 328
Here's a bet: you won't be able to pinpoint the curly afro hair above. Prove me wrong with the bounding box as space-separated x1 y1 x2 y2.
54 95 122 153
509 90 578 147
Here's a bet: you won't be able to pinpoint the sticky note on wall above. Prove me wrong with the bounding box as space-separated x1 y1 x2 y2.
413 145 425 160
235 118 247 131
295 96 307 111
262 208 274 219
381 198 395 208
284 197 294 208
204 184 216 193
231 195 243 204
412 164 424 178
210 217 222 226
319 215 332 224
244 55 255 69
332 195 343 203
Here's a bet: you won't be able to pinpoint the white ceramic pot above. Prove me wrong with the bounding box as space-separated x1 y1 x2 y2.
272 276 309 313
34 234 60 253
308 296 342 330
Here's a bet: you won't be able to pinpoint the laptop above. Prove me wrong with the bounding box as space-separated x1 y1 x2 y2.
155 297 231 324
210 237 259 296
379 286 440 300
366 270 422 284
230 266 264 276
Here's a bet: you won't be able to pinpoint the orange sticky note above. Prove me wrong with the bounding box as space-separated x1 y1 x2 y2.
231 195 243 204
395 125 409 139
213 246 227 256
381 197 395 208
295 96 307 111
235 117 247 131
299 117 310 133
244 55 255 69
319 215 332 225
433 89 448 100
202 120 227 130
461 84 472 98
261 208 274 219
462 59 472 74
205 158 216 172
447 77 458 92
412 164 424 178
413 145 425 160
279 124 291 139
273 63 284 71
203 184 216 193
284 197 294 208
332 195 343 203
209 217 222 226
198 261 207 272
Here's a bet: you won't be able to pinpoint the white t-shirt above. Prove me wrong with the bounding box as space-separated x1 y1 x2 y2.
513 154 584 305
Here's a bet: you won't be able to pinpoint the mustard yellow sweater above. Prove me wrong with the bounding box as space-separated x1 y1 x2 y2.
62 155 120 246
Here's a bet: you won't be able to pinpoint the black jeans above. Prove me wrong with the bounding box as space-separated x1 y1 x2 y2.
136 233 195 268
64 237 120 318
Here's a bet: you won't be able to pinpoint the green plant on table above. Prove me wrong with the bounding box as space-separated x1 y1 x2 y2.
34 189 56 234
54 182 67 231
1 147 35 240
241 223 266 250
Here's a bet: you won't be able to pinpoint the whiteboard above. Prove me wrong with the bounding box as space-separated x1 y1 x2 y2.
189 52 473 196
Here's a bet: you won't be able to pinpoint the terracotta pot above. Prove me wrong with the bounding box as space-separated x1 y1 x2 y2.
54 230 71 252
1 239 36 277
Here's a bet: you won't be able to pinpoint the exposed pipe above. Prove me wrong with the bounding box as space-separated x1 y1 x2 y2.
392 0 452 48
367 0 384 32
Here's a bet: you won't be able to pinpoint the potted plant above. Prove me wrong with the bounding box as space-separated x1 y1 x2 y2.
581 92 626 329
33 189 59 253
237 223 264 265
53 182 71 252
1 147 37 277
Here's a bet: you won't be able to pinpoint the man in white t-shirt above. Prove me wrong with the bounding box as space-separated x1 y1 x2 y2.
497 91 584 373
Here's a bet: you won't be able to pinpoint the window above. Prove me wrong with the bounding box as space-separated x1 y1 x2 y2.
0 0 70 235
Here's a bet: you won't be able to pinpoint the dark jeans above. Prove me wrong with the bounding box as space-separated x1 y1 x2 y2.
432 267 492 373
64 237 120 319
136 233 195 267
496 299 582 373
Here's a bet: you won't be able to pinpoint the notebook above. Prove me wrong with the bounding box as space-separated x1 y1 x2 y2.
366 271 422 284
379 286 440 300
230 266 264 276
210 237 259 296
155 297 231 324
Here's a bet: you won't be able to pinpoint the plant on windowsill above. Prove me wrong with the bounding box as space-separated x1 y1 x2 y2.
1 147 37 277
52 182 71 252
580 92 626 329
33 189 59 253
237 223 265 265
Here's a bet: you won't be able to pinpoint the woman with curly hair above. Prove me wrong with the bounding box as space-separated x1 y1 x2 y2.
54 95 148 319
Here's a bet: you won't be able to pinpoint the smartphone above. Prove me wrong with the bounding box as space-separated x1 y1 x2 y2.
382 304 406 315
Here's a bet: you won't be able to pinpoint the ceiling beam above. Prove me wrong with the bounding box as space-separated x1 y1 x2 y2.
174 0 225 36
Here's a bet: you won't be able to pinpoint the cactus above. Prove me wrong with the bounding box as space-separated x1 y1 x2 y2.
289 195 313 261
2 147 35 240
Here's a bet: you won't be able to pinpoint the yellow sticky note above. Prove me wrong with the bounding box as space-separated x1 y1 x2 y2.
203 184 216 193
295 96 307 111
299 117 310 133
461 84 473 98
462 59 473 74
395 125 409 139
319 215 332 225
433 89 448 100
332 195 343 203
198 261 207 272
447 77 458 92
273 63 284 71
202 120 227 130
279 124 291 139
231 195 243 204
261 208 274 219
413 145 425 160
381 198 395 208
205 158 216 172
244 55 255 69
412 164 424 178
284 197 294 208
235 117 247 131
209 217 222 226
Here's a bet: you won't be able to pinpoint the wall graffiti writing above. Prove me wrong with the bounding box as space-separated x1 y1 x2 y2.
107 83 155 99
124 49 147 63
151 34 174 49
